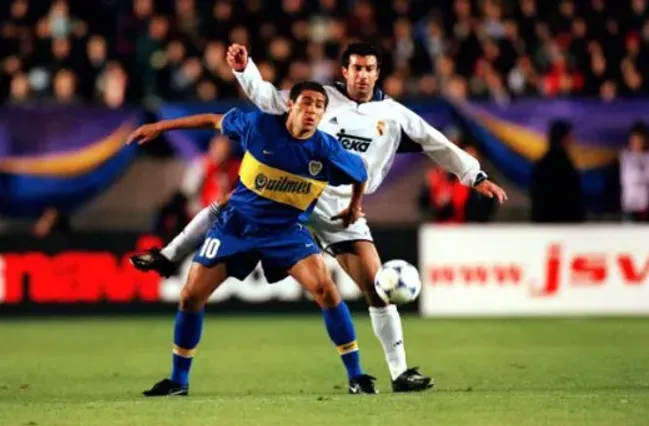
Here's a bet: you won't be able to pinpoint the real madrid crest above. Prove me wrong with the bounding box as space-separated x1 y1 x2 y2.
308 160 323 176
376 120 385 136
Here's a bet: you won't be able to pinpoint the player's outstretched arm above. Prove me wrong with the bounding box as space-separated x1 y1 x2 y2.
393 101 507 203
227 44 289 115
126 114 224 145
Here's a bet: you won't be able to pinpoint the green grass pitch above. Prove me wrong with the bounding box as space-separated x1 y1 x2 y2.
1 315 648 425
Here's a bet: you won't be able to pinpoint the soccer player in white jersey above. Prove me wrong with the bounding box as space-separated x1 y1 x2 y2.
131 42 507 392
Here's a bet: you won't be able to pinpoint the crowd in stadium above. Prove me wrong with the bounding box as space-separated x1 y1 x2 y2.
1 0 648 106
1 0 648 233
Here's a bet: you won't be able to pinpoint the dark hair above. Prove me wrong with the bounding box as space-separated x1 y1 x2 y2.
548 119 572 149
289 81 329 106
341 42 382 69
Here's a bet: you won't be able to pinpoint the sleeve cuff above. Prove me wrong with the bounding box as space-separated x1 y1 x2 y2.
473 171 488 186
232 58 258 80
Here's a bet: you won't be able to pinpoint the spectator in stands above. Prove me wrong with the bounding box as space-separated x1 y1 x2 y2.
36 0 87 40
81 35 108 99
8 71 31 104
0 0 648 104
51 68 78 104
154 134 239 237
98 61 128 108
530 119 585 223
619 122 649 222
418 130 497 224
137 15 169 103
180 135 240 217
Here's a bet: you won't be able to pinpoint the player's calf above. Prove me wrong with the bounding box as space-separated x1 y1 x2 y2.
290 254 377 394
143 262 227 397
333 241 434 392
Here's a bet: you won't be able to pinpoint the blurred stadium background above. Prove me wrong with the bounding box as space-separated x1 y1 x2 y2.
1 0 648 424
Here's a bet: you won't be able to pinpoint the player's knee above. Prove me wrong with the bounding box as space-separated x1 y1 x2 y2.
311 277 341 308
179 286 206 312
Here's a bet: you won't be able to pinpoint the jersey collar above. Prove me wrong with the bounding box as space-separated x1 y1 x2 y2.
333 81 387 103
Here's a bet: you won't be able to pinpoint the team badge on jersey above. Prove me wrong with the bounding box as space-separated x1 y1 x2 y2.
377 120 385 136
308 160 323 176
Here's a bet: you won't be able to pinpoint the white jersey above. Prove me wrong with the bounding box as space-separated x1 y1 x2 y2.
620 150 649 212
233 59 483 245
233 59 483 199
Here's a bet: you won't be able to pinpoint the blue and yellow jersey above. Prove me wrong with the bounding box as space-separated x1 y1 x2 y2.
220 109 368 227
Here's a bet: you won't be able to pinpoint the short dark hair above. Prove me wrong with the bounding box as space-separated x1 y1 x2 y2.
289 81 329 106
549 119 572 148
341 42 382 69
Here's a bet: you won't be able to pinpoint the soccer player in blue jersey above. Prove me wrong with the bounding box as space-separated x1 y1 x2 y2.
127 81 377 396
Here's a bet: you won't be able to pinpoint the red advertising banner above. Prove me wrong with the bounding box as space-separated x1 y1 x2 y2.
0 230 419 315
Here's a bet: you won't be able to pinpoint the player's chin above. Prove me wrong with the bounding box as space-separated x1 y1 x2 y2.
356 84 371 94
302 120 317 131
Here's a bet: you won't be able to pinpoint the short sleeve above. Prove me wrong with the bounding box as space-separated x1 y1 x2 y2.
321 134 368 186
220 109 260 146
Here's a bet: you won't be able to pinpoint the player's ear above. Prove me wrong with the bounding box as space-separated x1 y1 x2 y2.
287 98 295 111
341 66 349 80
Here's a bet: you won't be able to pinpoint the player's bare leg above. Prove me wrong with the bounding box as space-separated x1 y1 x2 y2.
143 262 228 397
333 240 433 392
289 254 377 394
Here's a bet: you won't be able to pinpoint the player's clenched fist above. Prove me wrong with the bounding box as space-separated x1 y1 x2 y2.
125 124 162 145
226 44 248 72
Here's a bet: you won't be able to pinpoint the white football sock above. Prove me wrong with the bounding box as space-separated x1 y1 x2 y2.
161 203 220 262
369 305 408 380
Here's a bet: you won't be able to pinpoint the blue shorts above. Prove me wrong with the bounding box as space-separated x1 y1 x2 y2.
193 205 320 283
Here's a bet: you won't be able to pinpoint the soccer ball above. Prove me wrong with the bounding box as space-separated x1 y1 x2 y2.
374 260 422 305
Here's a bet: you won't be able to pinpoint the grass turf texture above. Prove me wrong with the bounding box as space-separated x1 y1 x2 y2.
1 316 647 425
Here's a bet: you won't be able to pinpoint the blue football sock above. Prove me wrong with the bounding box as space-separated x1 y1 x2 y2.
170 309 204 387
322 301 363 380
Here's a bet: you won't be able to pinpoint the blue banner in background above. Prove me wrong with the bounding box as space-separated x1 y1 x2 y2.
464 98 649 149
446 99 640 210
0 107 141 218
0 99 643 219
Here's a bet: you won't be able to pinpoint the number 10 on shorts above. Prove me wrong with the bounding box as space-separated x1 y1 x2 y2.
199 238 221 259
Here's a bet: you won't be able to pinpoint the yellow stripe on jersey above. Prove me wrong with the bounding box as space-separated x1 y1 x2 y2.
239 152 328 211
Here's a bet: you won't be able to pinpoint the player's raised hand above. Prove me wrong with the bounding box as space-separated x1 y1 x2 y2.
125 124 162 145
226 44 248 72
331 205 365 228
474 179 508 203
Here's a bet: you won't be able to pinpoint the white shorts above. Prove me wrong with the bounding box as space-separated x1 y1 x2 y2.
308 194 373 249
